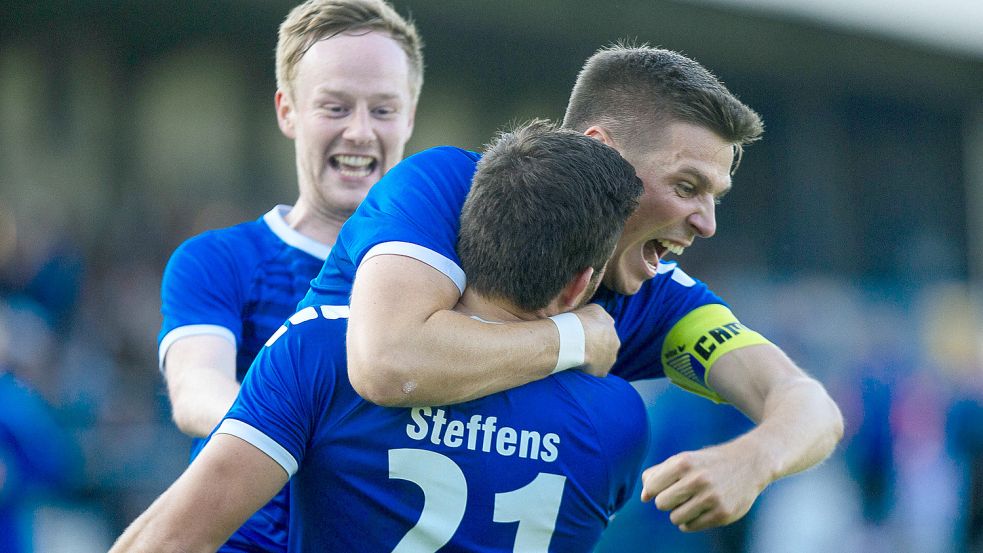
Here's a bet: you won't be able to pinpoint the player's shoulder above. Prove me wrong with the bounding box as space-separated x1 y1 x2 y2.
553 372 643 413
260 306 352 400
616 261 712 311
550 372 648 454
170 215 272 263
403 145 481 165
265 305 351 354
383 146 480 183
649 260 700 289
362 146 481 214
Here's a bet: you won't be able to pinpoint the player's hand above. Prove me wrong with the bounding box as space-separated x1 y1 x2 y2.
639 443 765 532
573 304 619 377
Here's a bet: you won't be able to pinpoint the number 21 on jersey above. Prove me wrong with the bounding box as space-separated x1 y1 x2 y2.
389 448 566 552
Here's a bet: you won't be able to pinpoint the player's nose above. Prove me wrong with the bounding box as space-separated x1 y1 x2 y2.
689 197 716 238
343 106 374 145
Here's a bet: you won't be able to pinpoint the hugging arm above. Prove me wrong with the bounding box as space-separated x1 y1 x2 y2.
346 255 621 406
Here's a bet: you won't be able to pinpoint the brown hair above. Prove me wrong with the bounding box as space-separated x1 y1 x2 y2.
458 120 643 311
563 44 763 171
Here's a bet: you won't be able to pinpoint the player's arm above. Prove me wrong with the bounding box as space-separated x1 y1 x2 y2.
164 335 240 437
109 433 287 553
347 254 620 406
641 343 843 532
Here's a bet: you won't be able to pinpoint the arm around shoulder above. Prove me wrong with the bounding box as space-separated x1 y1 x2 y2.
346 255 620 407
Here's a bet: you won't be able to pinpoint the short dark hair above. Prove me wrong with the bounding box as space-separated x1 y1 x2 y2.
458 120 642 311
563 44 763 171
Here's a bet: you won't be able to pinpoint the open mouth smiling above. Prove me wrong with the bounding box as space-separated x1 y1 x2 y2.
330 154 377 178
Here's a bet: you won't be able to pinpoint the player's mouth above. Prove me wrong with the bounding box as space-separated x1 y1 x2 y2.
330 154 377 178
643 240 663 275
643 239 686 272
658 239 686 257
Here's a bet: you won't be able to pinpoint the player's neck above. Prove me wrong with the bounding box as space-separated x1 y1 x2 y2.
455 290 547 323
282 202 346 246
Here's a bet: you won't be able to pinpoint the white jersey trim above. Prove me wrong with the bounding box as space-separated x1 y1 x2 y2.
158 324 236 372
361 241 466 296
215 419 299 478
263 205 333 260
656 261 696 287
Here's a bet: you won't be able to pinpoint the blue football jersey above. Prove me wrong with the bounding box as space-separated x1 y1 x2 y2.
299 147 728 389
218 307 649 552
302 146 478 306
159 205 331 553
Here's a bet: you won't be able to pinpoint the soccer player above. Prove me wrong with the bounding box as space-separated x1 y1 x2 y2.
300 44 845 532
112 121 650 552
156 1 422 551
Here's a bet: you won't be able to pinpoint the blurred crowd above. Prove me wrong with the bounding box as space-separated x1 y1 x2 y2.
1 200 981 552
2 0 981 549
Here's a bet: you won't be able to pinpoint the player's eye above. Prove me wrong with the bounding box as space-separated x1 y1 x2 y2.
675 182 696 198
322 104 350 117
372 106 397 118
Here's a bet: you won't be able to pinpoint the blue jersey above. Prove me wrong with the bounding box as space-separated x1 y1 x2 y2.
217 307 649 552
159 205 331 553
300 147 732 395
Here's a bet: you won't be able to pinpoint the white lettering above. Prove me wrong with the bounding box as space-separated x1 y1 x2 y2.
430 409 448 446
496 427 517 456
404 409 561 463
406 407 431 440
465 415 481 451
481 416 497 453
519 430 541 460
444 420 465 447
540 434 560 462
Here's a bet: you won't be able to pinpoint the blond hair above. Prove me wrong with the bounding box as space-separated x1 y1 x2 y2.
275 0 423 100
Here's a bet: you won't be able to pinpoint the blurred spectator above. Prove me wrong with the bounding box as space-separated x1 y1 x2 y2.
947 385 983 552
0 302 83 553
890 368 959 553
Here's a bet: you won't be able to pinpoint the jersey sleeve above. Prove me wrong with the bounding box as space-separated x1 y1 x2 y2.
216 308 349 476
661 304 771 403
606 262 725 383
158 233 245 369
301 146 479 307
608 262 770 402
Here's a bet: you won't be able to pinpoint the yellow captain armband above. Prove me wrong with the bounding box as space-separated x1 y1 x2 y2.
661 304 771 404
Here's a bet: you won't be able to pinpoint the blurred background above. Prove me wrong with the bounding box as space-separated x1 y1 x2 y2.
1 0 982 551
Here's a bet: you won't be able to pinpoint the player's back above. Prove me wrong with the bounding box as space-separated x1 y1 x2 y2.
282 315 650 552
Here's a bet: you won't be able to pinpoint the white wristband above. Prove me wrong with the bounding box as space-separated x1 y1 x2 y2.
548 312 586 374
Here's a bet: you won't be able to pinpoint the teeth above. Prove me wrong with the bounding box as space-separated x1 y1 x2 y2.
338 167 371 177
658 239 685 256
334 155 373 167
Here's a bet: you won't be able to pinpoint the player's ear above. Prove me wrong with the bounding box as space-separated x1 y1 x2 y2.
560 267 595 309
583 126 616 149
275 89 296 139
